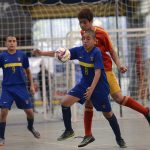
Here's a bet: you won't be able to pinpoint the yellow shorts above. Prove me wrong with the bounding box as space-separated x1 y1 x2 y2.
106 71 121 95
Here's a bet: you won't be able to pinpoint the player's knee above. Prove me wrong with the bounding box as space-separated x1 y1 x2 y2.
0 113 7 122
61 101 71 107
85 100 93 108
103 111 113 118
84 106 93 112
0 108 9 121
24 109 34 118
112 92 124 104
61 96 77 107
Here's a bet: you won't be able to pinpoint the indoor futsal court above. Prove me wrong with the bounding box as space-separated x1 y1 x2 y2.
2 103 150 150
0 0 150 150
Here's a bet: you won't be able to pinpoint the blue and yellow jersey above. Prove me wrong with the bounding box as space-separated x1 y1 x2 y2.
70 46 109 92
0 50 29 85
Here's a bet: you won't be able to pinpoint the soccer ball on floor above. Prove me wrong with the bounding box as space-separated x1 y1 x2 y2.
56 48 70 63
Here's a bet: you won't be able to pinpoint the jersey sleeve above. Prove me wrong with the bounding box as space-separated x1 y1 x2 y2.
69 47 79 60
94 50 104 70
97 29 114 52
22 52 29 69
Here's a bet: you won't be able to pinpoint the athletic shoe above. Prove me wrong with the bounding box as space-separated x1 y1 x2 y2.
116 138 127 148
28 127 40 139
145 107 150 126
0 138 5 146
57 130 75 141
78 135 95 147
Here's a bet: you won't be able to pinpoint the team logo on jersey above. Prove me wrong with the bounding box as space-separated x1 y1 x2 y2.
17 57 21 61
90 57 94 61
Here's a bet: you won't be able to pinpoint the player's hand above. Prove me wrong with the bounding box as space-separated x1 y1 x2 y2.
119 65 127 73
84 87 93 101
32 49 42 56
30 85 35 95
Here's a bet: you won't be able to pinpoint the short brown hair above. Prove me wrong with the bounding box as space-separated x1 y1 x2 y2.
5 35 16 41
78 8 93 22
84 30 96 39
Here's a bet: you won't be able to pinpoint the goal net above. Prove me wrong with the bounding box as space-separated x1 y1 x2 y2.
0 0 150 120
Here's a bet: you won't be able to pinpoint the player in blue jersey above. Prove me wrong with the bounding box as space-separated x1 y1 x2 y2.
0 36 40 146
33 30 126 148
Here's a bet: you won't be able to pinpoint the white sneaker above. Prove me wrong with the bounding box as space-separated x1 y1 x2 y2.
0 138 5 146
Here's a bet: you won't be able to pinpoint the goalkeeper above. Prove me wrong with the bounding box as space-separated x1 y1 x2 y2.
33 30 126 148
76 8 150 147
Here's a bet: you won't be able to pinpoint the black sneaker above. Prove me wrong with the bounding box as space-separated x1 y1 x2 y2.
0 138 5 146
78 135 95 147
145 107 150 126
57 130 75 141
28 127 40 139
116 138 127 148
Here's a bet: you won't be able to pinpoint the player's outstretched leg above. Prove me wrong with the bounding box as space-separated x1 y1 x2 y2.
115 95 150 125
105 113 127 148
57 106 74 141
27 118 40 139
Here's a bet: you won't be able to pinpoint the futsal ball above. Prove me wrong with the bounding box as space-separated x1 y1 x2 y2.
56 48 70 63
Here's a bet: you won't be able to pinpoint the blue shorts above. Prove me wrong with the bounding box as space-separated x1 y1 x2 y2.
0 84 32 110
68 83 111 112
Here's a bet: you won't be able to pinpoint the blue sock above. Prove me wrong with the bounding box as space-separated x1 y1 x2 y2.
61 105 73 131
27 118 34 130
106 114 122 141
0 122 6 139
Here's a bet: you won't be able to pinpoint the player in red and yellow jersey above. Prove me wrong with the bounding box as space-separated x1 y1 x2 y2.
77 8 150 147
